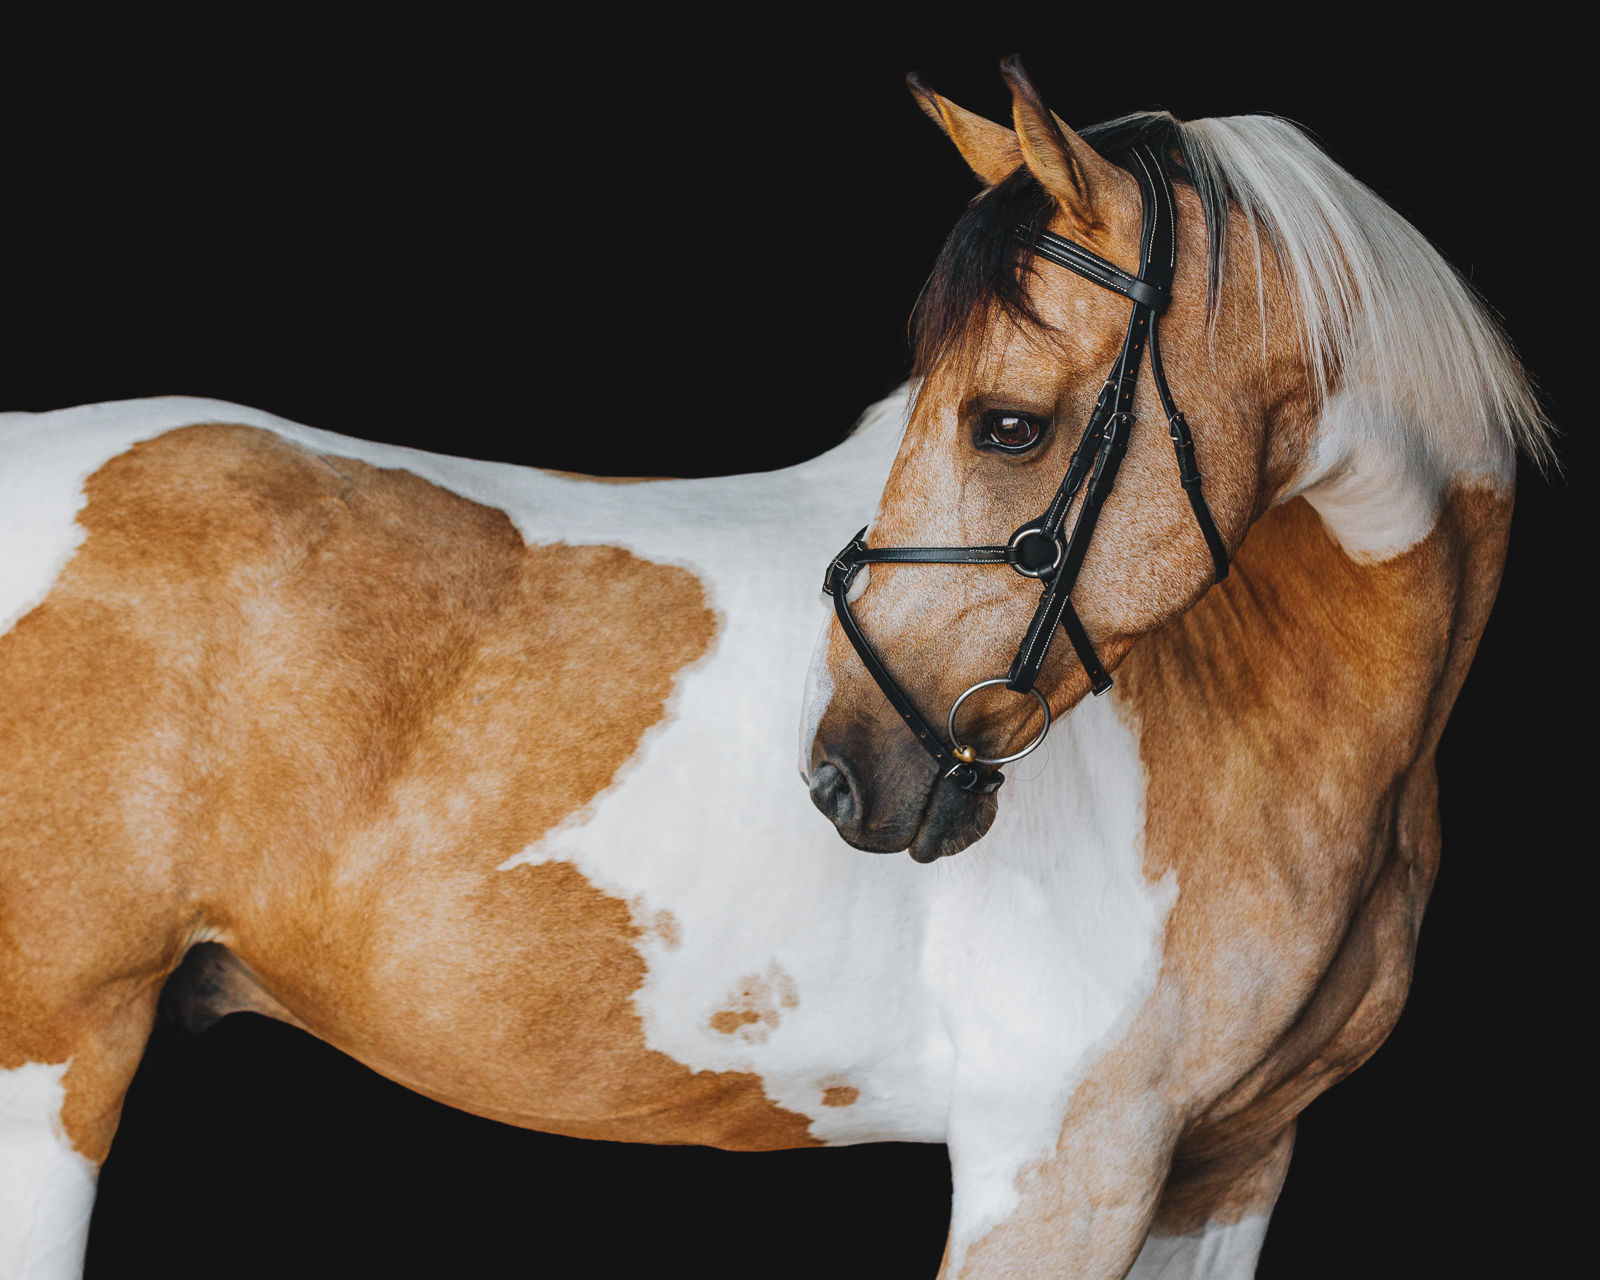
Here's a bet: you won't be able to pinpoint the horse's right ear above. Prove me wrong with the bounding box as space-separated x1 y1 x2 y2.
907 73 1021 188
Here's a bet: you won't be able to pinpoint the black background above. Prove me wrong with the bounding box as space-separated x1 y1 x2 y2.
3 21 1580 1279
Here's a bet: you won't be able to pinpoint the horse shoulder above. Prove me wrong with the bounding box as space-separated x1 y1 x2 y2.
1121 480 1511 1220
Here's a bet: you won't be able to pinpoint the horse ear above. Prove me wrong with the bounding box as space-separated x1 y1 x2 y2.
907 72 1022 188
999 55 1118 234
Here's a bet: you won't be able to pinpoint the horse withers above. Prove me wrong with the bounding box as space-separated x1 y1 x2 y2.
1 60 1547 1280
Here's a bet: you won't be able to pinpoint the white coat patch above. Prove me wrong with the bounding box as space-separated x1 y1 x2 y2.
936 691 1177 1273
495 382 1175 1239
1289 380 1512 562
0 1061 98 1280
1126 1216 1272 1279
499 390 950 1147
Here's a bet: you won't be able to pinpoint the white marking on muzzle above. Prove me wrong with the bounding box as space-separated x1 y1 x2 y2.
798 612 836 776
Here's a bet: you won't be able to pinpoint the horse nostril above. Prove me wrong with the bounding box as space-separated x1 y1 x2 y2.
808 762 860 829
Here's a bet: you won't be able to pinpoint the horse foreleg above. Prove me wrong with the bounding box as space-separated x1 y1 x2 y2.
0 1061 98 1279
0 901 176 1278
937 1076 1178 1280
1126 1123 1295 1280
0 985 162 1280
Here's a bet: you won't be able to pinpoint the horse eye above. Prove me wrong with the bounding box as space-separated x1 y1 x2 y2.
982 412 1044 453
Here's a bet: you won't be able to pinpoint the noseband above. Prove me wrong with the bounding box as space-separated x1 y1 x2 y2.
822 143 1229 794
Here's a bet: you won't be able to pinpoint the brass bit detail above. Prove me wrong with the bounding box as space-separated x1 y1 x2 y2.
951 745 977 764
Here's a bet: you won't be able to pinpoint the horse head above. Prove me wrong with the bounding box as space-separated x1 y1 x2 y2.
803 58 1318 861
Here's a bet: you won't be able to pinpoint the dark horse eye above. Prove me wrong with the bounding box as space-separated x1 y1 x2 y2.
982 412 1044 453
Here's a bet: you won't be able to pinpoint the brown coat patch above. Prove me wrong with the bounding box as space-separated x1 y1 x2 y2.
0 424 816 1158
1136 486 1510 1151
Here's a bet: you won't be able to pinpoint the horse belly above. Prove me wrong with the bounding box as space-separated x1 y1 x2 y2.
211 789 952 1152
224 858 832 1150
212 662 955 1153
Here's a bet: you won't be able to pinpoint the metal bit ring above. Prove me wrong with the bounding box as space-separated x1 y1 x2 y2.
947 678 1052 767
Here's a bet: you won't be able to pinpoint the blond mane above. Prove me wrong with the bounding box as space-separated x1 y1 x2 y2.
1095 111 1555 472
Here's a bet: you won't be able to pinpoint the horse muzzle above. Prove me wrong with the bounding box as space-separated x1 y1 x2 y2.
806 728 998 863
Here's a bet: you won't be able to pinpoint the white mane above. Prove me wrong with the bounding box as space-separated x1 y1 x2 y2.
1105 112 1553 476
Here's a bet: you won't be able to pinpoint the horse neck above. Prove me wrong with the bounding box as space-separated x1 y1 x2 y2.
1121 474 1510 899
1124 208 1518 830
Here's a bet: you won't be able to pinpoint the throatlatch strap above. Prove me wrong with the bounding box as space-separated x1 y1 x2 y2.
1148 323 1229 582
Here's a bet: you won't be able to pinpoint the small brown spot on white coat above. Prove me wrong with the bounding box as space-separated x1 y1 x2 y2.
708 961 799 1043
651 910 681 949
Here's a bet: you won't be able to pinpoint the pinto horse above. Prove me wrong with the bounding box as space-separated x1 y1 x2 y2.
1 60 1548 1279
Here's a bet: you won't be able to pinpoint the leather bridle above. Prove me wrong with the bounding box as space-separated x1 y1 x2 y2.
822 143 1229 794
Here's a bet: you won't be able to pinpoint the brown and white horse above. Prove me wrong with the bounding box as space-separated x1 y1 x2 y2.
1 60 1547 1279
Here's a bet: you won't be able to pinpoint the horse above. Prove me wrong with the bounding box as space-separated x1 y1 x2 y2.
0 57 1548 1279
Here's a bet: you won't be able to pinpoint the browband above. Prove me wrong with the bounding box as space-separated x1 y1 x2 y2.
1027 228 1171 312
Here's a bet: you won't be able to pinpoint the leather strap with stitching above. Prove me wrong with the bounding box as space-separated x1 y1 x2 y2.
1029 229 1170 312
1148 324 1229 582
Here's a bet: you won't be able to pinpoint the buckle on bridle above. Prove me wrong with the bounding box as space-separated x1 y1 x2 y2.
944 761 1005 793
822 529 869 597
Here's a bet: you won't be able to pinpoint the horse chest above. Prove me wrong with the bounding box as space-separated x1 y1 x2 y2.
490 661 1174 1149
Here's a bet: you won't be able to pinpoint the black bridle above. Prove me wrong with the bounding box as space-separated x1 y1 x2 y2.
822 143 1229 794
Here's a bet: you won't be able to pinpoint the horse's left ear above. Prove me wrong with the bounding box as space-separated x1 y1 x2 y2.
999 55 1124 237
906 72 1022 188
